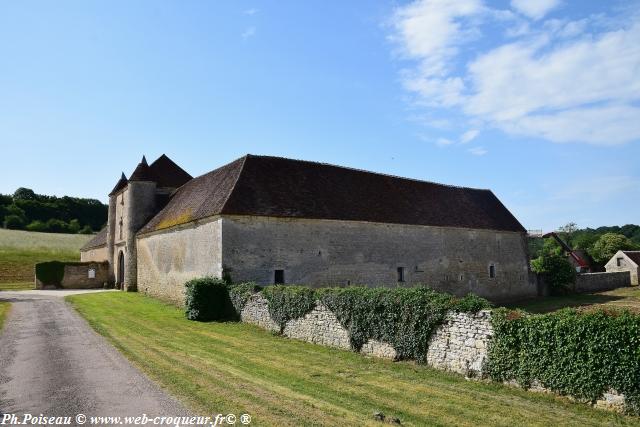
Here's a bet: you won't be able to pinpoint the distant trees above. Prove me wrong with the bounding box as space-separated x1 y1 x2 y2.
589 233 638 264
529 223 640 271
0 188 107 234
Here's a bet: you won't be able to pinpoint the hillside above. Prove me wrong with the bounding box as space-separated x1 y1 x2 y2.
0 229 91 285
1 187 107 233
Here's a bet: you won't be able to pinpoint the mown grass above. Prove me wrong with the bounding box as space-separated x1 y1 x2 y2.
0 301 10 330
507 286 640 314
68 292 640 427
0 282 34 291
0 229 90 283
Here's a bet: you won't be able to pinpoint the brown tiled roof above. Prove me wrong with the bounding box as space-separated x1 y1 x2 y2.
139 155 526 234
108 172 128 196
80 227 107 251
622 251 640 266
149 154 192 188
129 156 154 182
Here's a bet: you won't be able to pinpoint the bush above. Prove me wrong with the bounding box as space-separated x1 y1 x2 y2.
319 287 490 361
486 308 640 414
262 285 317 332
184 277 236 321
79 225 93 234
531 253 576 295
228 282 261 314
4 214 25 229
35 261 66 287
26 220 48 232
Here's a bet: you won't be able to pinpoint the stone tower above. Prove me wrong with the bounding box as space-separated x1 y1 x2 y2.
105 155 193 291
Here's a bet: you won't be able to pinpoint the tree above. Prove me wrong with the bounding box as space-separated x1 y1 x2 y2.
26 220 48 232
531 253 576 294
79 225 93 234
4 214 25 229
589 233 639 264
13 187 36 200
67 219 81 234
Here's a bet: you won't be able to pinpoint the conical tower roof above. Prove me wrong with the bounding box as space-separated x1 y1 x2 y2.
129 155 155 182
108 172 128 196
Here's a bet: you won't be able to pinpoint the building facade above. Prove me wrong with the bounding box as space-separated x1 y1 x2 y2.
605 250 640 286
81 154 536 304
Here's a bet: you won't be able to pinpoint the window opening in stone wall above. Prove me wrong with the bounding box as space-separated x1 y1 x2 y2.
459 274 464 281
489 264 496 278
397 267 405 283
617 257 623 267
274 269 285 284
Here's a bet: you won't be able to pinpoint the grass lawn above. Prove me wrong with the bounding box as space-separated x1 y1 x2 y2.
507 286 640 314
0 301 9 330
68 293 639 427
0 282 34 291
0 229 90 283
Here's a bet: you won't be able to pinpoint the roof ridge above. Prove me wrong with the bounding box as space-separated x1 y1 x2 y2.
244 154 491 192
219 154 250 212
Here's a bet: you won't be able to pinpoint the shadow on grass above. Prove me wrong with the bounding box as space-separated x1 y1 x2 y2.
504 294 627 314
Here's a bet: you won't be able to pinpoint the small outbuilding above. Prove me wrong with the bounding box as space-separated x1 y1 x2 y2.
605 251 640 286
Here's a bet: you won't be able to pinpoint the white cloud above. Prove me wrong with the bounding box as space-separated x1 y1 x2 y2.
244 8 258 15
460 129 479 144
391 1 640 146
511 0 561 20
241 27 256 39
468 146 487 156
436 137 454 146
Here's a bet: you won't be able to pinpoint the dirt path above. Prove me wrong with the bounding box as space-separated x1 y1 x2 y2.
0 290 189 422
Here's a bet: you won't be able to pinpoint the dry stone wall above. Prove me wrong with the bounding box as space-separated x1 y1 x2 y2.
237 293 629 413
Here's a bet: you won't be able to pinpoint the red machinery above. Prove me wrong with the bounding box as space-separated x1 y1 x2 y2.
542 232 590 272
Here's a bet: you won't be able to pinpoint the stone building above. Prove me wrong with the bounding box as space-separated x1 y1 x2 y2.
80 154 536 304
605 250 640 285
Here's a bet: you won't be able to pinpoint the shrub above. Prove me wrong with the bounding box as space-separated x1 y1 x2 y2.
26 220 48 232
228 282 261 313
486 308 640 414
79 225 93 234
319 287 491 361
531 253 576 295
4 214 25 229
35 261 66 287
262 285 317 332
184 277 236 321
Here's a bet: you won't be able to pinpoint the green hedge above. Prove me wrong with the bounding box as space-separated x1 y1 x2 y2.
486 308 640 414
184 277 236 321
35 261 65 287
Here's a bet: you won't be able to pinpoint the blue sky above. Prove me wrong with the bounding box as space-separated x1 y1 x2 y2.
0 0 638 231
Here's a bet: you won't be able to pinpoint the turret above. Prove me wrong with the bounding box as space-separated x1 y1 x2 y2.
123 156 157 291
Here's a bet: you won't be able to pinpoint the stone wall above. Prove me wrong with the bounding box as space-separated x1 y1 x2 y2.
136 218 223 305
80 245 108 263
574 272 630 293
238 293 629 413
222 215 535 302
35 262 109 289
240 294 483 366
426 310 493 376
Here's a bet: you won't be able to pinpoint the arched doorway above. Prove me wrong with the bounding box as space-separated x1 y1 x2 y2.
117 251 125 287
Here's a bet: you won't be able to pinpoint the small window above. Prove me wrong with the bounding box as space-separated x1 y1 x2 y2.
617 257 624 267
459 274 464 281
444 274 449 281
274 269 285 284
397 267 405 283
88 269 96 279
489 264 496 279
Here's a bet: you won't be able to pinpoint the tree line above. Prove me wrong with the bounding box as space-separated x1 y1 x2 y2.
0 187 107 234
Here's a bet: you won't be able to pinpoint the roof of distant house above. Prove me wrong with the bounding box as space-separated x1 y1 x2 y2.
622 251 640 266
139 154 526 234
80 227 108 250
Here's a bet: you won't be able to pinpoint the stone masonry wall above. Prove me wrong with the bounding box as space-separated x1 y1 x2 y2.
79 245 108 263
574 272 630 293
35 262 109 289
222 215 535 303
136 218 223 305
426 310 493 376
240 294 483 366
238 293 628 412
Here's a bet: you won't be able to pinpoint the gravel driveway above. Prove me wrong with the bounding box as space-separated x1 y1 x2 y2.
0 290 190 423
